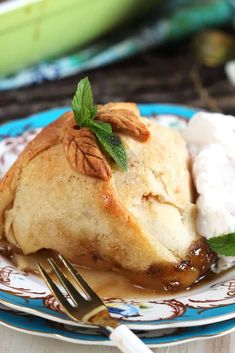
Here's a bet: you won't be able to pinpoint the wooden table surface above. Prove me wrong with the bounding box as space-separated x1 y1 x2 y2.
0 325 234 353
0 40 235 353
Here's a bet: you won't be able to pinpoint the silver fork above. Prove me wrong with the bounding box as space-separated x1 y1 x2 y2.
38 255 153 353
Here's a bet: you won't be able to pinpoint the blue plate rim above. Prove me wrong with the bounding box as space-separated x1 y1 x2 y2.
0 305 234 348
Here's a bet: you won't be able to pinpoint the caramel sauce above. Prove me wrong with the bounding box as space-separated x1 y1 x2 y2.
0 240 155 298
0 239 223 300
73 265 235 300
69 267 157 299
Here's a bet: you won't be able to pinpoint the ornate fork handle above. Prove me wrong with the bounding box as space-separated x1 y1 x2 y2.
108 324 153 353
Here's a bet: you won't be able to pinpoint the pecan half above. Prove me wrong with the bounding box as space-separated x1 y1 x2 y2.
97 108 150 142
63 127 111 180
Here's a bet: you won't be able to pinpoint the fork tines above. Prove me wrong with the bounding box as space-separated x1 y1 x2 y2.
38 255 107 323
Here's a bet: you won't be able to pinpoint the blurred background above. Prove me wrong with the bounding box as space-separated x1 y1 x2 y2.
1 0 235 123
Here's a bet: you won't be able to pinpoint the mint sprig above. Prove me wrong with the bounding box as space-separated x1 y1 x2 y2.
207 233 235 256
91 127 127 171
72 77 127 170
71 77 97 125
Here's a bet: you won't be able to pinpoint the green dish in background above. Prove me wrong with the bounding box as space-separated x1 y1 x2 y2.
0 0 157 77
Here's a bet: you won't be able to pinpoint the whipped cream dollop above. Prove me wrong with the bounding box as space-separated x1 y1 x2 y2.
184 112 235 272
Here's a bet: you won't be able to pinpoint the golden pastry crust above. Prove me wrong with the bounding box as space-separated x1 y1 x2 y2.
97 107 150 142
0 103 215 291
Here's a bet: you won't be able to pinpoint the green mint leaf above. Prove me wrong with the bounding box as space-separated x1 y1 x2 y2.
91 127 127 171
71 77 128 171
71 77 97 126
89 120 112 133
207 233 235 256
